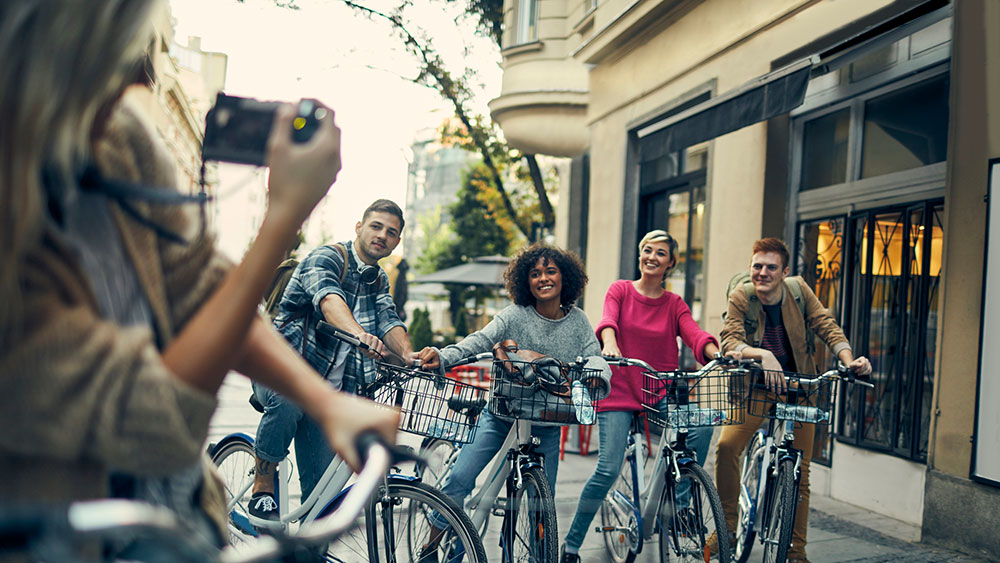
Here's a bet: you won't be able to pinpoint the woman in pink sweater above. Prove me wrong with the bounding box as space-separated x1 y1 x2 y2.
560 229 728 562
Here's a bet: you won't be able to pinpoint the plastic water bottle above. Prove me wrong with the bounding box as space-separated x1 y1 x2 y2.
426 419 464 440
668 404 727 426
571 380 596 424
775 403 829 423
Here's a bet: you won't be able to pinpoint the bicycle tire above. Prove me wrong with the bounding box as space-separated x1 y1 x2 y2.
735 431 767 563
210 437 259 546
598 447 641 563
332 479 486 563
506 466 557 563
761 458 796 563
417 438 458 490
657 463 729 563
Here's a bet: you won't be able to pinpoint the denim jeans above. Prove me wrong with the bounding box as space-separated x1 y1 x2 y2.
427 410 561 529
563 410 713 550
252 382 333 500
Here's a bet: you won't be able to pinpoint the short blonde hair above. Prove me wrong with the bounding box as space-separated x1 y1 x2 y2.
638 229 679 281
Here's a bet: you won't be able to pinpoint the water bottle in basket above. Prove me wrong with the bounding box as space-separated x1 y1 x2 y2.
774 403 829 423
667 404 727 426
571 380 595 424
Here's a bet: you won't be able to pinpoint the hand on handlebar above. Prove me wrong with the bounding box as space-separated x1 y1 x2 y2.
760 352 787 395
601 341 621 357
417 347 440 370
317 393 399 473
356 333 386 359
846 356 872 378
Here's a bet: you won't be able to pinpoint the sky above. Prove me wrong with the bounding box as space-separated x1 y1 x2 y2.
168 0 500 256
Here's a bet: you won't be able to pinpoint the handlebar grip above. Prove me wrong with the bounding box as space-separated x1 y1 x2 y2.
317 321 369 350
353 431 425 467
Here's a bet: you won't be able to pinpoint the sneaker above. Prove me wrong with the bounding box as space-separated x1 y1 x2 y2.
417 544 438 563
248 492 279 521
559 544 581 563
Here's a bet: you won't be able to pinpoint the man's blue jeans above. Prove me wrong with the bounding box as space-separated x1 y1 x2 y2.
563 410 713 550
427 410 561 529
252 382 333 500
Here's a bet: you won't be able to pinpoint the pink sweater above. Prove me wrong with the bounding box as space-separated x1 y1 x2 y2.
595 280 718 412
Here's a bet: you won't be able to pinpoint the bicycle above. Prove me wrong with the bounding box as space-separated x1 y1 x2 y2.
416 349 609 563
732 365 874 563
211 322 487 562
0 433 412 563
595 355 748 563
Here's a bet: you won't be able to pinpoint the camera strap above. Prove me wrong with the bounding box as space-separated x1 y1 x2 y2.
79 166 212 245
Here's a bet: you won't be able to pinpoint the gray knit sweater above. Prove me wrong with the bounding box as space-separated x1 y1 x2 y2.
438 304 611 394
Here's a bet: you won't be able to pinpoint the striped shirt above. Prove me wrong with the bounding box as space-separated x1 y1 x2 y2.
761 302 795 371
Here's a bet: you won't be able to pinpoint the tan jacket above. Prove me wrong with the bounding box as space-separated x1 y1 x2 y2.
0 101 232 503
720 276 851 375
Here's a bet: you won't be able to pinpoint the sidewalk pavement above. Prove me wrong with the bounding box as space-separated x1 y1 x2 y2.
516 439 984 563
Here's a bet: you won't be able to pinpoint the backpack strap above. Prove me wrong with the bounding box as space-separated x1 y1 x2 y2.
332 243 348 284
741 281 762 348
783 277 816 357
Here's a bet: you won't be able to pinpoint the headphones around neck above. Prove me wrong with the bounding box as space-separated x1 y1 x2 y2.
357 262 379 286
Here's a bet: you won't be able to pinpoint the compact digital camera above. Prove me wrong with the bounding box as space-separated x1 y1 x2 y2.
201 92 324 166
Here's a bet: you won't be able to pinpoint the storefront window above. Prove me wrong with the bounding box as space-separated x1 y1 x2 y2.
796 217 845 464
861 75 949 179
837 202 942 461
800 109 850 190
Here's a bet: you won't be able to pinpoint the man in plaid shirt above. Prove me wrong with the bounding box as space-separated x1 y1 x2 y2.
249 199 415 518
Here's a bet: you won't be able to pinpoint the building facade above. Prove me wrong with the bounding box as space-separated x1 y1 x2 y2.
489 0 1000 557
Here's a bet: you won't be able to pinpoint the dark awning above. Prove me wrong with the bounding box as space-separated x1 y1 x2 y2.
638 57 814 160
412 255 510 287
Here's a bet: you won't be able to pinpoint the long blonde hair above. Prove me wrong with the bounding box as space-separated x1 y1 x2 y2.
0 0 158 336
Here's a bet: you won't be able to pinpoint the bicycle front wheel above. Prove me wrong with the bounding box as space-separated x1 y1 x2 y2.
330 479 486 563
735 431 767 563
761 458 797 563
507 466 557 563
210 437 259 546
657 463 729 563
598 449 640 563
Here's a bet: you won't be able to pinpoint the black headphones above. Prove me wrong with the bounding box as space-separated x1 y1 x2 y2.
357 263 380 286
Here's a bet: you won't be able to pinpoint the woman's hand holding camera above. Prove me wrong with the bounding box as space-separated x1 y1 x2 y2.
264 102 342 227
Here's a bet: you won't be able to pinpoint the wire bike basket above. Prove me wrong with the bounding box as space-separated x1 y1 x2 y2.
641 365 747 428
361 362 486 444
489 358 607 426
747 371 836 426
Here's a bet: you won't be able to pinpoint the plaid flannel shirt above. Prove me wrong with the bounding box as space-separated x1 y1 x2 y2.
274 241 405 393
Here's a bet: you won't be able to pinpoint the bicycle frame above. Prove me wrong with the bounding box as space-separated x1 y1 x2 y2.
748 418 802 536
606 415 698 553
218 435 389 533
465 418 537 533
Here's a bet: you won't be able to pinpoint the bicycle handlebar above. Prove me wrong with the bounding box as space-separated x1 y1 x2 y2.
444 352 493 369
0 434 415 563
602 353 754 378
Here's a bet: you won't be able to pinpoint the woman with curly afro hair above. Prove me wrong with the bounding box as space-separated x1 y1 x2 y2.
418 242 611 533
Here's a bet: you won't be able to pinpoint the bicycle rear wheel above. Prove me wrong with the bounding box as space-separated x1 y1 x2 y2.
336 479 485 563
598 447 640 563
761 458 796 563
735 431 767 563
506 466 557 563
210 437 259 546
657 463 729 563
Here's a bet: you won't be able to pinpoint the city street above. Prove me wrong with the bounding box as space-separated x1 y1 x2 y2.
209 374 982 562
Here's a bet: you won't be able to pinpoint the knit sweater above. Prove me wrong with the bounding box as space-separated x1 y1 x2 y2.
594 280 717 412
0 100 230 503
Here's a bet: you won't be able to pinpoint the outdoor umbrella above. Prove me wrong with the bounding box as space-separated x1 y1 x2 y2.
412 255 510 287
